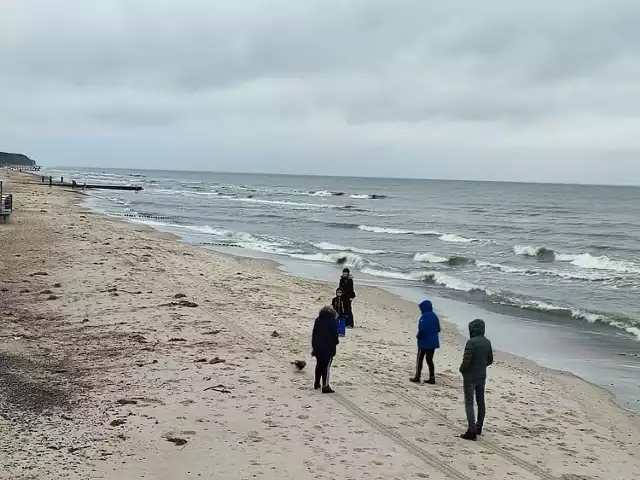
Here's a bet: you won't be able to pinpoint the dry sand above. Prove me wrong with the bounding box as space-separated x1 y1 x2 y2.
1 170 639 480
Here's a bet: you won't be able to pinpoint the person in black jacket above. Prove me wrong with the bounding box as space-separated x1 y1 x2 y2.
332 288 346 317
312 306 339 393
338 268 356 328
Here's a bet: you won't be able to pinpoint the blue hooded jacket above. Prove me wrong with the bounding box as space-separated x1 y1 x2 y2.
416 300 440 350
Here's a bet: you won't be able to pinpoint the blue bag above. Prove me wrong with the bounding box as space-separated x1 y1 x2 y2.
337 316 346 336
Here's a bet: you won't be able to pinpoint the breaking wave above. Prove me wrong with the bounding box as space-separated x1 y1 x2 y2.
358 225 441 235
314 242 387 255
350 194 389 200
515 245 640 274
292 252 368 269
360 268 486 293
414 253 475 266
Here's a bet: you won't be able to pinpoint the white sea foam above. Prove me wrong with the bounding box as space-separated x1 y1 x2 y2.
414 252 449 263
439 233 477 243
313 242 386 255
292 252 368 269
360 268 484 293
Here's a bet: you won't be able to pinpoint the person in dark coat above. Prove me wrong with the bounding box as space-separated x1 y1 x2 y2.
459 319 493 440
331 288 346 317
311 306 339 393
338 268 356 327
410 300 441 384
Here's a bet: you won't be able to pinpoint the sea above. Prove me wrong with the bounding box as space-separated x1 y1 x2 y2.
43 167 640 412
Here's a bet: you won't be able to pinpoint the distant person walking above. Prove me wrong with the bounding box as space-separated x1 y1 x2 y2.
410 300 440 384
311 306 339 393
459 319 493 440
48 176 52 186
338 268 356 328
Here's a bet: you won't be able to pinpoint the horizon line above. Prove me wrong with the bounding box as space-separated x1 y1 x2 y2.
42 165 640 189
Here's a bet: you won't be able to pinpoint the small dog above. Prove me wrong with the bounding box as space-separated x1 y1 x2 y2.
291 360 306 371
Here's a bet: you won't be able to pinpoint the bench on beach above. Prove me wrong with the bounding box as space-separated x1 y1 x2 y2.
0 181 12 223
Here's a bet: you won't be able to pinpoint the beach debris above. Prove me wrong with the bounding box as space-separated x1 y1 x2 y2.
116 399 138 406
291 360 307 371
53 283 62 288
203 330 221 335
164 435 188 446
131 334 147 343
68 445 90 453
194 358 208 363
271 330 280 338
110 419 126 427
174 293 187 299
47 295 59 301
106 287 117 293
168 337 187 342
31 271 48 276
161 300 199 308
204 384 230 394
209 357 225 365
1 287 8 292
61 414 73 421
82 318 89 323
41 289 53 294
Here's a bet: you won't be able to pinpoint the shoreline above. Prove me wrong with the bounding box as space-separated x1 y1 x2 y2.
1 169 639 479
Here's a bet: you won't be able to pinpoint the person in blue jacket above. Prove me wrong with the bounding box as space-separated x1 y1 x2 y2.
410 300 441 385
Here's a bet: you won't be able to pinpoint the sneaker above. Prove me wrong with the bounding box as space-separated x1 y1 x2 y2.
425 377 436 385
409 377 421 383
314 383 321 390
460 431 477 441
322 386 335 394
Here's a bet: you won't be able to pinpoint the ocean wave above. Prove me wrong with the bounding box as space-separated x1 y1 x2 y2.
414 253 475 266
358 225 441 236
349 194 389 200
292 252 368 269
310 190 333 197
496 297 640 340
515 245 640 274
478 260 622 282
232 197 335 209
360 267 485 293
439 233 477 244
314 242 387 255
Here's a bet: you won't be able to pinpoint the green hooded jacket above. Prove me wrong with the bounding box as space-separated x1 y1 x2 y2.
459 319 493 377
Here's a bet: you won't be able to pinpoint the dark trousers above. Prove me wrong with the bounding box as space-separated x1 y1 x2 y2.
415 348 435 379
344 298 354 327
463 376 486 433
315 356 333 387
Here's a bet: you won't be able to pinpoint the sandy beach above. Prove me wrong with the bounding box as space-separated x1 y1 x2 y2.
1 170 639 480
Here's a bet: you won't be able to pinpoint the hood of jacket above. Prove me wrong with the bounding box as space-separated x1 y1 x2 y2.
318 306 338 322
419 300 433 314
469 319 485 338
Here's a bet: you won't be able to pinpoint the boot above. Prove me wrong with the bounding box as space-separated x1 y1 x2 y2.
322 386 335 394
409 377 421 383
460 431 477 441
425 377 436 385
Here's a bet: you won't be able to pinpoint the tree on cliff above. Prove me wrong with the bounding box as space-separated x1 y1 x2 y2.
0 152 36 167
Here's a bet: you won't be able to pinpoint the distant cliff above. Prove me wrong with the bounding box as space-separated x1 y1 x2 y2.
0 152 36 167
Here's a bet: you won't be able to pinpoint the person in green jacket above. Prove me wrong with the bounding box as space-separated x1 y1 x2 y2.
459 319 493 441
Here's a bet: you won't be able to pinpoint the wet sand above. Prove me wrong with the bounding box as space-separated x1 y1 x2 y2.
1 170 639 480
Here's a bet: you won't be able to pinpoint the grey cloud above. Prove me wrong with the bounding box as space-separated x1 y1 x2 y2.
2 0 640 183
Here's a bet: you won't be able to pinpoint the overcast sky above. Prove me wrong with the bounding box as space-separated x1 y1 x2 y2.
2 0 640 184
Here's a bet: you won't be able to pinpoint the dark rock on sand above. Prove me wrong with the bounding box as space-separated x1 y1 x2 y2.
110 419 126 427
271 330 280 338
116 399 138 406
174 293 187 299
165 435 188 446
